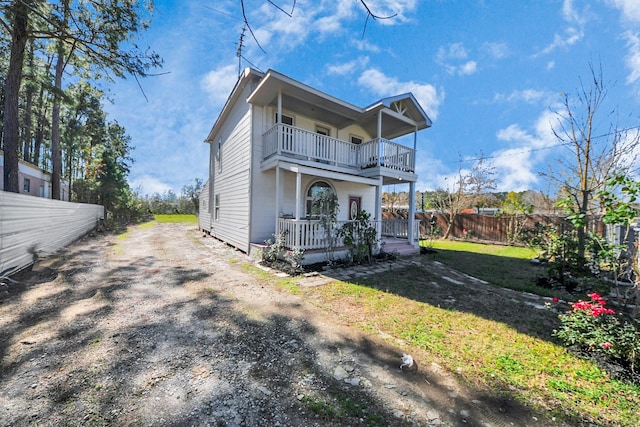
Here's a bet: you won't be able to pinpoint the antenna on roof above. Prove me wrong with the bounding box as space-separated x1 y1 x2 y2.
237 25 247 77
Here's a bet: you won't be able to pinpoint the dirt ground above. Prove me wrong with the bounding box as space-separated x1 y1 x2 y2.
0 222 559 426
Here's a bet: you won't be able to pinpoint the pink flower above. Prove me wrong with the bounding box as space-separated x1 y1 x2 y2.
552 297 559 303
601 342 613 349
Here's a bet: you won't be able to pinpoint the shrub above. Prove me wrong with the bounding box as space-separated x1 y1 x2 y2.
262 231 305 275
339 210 377 265
554 293 640 374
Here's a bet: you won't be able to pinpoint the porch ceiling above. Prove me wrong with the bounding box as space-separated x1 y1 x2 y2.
247 71 362 129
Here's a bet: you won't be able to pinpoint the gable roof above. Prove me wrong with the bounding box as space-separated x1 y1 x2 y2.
206 68 432 143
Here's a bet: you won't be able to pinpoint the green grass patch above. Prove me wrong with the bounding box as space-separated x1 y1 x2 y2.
422 240 556 296
304 277 640 426
153 214 198 224
139 220 156 229
241 263 301 295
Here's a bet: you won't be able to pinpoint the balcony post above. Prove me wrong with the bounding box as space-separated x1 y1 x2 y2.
377 111 383 166
295 169 301 220
277 91 282 155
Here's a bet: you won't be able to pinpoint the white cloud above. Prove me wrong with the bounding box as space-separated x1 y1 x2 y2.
354 39 382 53
492 147 539 191
436 42 478 76
493 89 553 105
538 27 584 55
481 42 509 59
130 175 174 196
201 65 240 105
491 110 561 191
536 0 588 56
357 68 444 120
326 57 369 76
242 0 417 58
459 61 477 76
623 31 640 85
440 42 468 60
606 0 640 22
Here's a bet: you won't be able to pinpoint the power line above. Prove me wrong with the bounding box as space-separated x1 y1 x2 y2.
431 124 640 167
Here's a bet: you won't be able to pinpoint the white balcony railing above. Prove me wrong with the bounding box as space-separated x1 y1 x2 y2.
278 218 420 250
264 124 415 173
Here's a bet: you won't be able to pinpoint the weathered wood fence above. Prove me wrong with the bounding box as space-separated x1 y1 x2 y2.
384 211 607 244
0 192 104 276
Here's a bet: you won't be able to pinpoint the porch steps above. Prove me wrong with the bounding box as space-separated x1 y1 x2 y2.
380 239 420 256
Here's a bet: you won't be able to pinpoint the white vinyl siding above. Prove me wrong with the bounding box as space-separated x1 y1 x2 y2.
208 84 254 252
198 180 211 231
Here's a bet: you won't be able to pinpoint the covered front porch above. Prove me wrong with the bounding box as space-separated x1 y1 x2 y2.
278 218 421 251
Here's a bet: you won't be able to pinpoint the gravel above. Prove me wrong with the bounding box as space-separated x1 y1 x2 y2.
0 222 549 426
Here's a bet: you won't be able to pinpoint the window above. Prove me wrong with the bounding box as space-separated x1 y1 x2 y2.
306 181 335 217
275 113 294 126
216 139 222 171
23 178 30 193
315 125 330 136
350 135 363 145
214 194 220 221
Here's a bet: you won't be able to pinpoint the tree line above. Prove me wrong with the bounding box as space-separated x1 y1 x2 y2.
0 0 161 221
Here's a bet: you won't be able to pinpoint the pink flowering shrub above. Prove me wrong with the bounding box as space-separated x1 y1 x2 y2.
554 293 640 373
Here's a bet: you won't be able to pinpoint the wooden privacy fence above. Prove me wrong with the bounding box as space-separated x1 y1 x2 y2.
411 212 607 243
0 192 104 276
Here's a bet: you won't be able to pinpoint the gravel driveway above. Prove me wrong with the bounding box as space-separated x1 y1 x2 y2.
0 222 548 426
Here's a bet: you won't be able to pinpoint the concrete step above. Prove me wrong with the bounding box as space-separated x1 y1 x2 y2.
381 240 420 256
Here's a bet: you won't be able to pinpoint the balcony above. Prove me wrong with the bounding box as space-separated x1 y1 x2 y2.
263 124 415 174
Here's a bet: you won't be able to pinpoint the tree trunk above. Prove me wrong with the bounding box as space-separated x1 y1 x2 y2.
23 41 35 164
2 0 31 193
443 213 455 239
33 84 46 167
51 43 64 200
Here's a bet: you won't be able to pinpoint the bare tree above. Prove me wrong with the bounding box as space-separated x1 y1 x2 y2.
433 155 497 239
545 63 640 258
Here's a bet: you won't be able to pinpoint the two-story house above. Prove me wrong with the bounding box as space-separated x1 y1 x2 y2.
199 68 432 264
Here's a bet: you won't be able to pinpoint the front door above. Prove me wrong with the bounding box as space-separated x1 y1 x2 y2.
349 196 361 220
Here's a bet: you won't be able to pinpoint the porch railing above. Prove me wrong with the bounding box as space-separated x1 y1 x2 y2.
277 218 419 250
380 219 421 240
264 124 415 173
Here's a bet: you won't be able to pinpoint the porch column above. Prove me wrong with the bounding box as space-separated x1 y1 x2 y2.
275 166 281 233
375 178 383 242
408 181 416 246
277 90 282 122
276 91 283 154
295 169 302 220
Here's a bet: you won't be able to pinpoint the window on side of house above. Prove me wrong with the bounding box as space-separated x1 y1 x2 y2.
23 178 30 193
275 113 294 126
214 194 220 221
350 135 363 145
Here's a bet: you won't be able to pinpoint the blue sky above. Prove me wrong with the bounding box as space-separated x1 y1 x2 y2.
103 0 640 196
